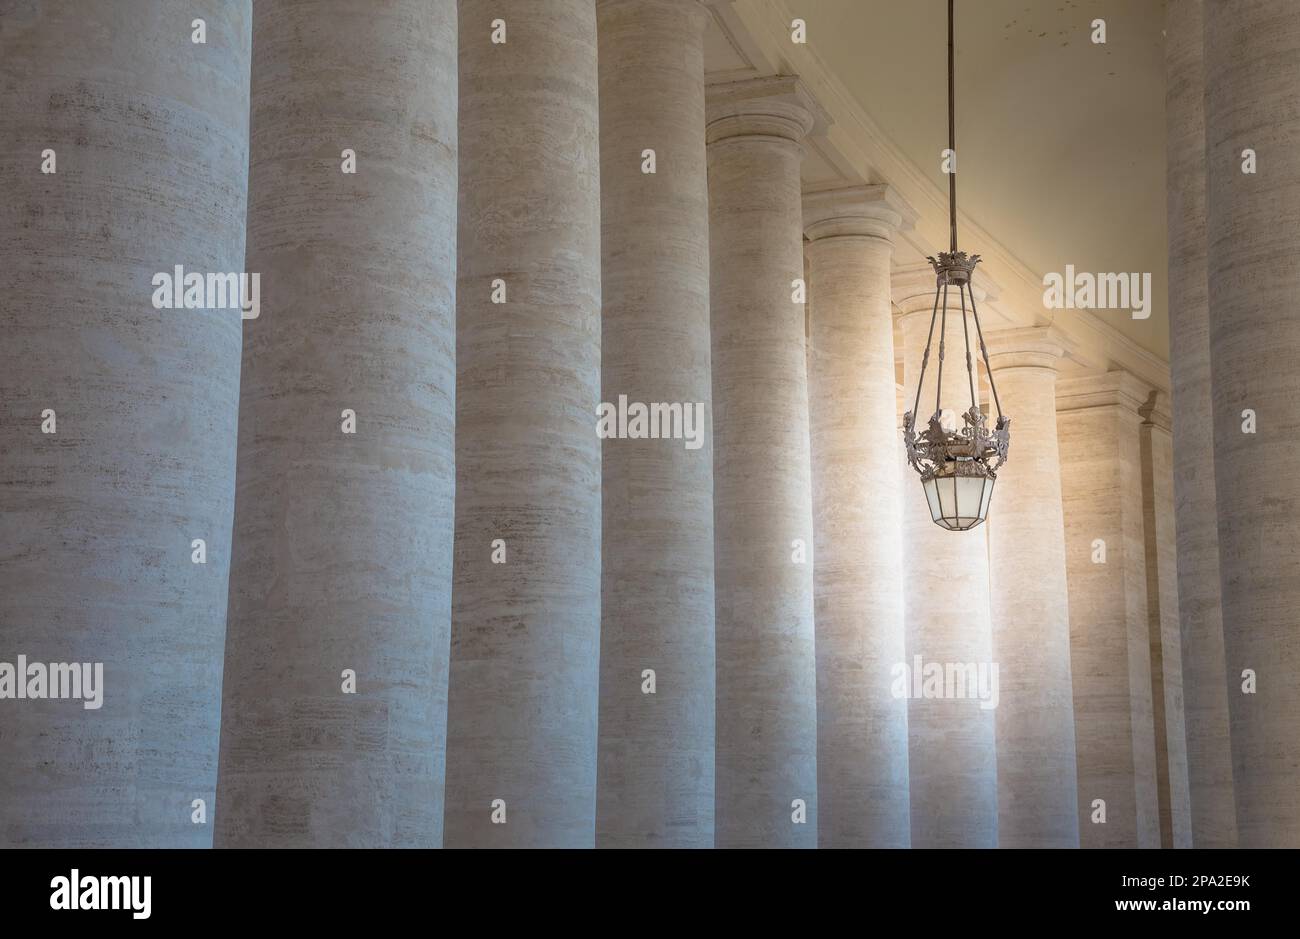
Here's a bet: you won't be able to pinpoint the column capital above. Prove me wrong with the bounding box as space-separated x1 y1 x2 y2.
706 76 829 146
1056 369 1155 417
984 325 1071 373
803 184 918 244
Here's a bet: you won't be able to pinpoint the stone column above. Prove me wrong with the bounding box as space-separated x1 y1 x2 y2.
1164 0 1236 848
1056 371 1160 848
0 1 250 847
595 0 714 849
984 327 1079 848
804 185 913 848
1138 393 1192 848
1204 0 1300 848
443 0 603 848
707 77 821 848
893 265 998 848
215 0 457 848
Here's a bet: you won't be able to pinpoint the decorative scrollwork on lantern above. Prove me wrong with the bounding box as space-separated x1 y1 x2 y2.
902 406 1011 485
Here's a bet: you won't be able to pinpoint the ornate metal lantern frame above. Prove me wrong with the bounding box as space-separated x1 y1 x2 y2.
901 0 1011 531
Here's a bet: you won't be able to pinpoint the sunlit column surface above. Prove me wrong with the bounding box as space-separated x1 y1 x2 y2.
985 327 1079 848
804 185 914 848
707 76 821 848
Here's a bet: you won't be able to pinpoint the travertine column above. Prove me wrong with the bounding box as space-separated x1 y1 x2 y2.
216 0 457 848
985 327 1079 848
1057 371 1160 848
804 186 913 848
894 265 998 848
1138 394 1192 848
1164 0 1237 848
707 77 820 848
595 0 714 848
444 0 603 848
1204 0 1300 848
0 1 250 847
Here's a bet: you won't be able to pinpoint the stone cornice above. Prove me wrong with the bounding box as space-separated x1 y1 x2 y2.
1056 369 1154 416
1139 389 1173 432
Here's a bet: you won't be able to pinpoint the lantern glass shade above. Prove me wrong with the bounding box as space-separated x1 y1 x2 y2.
920 460 995 531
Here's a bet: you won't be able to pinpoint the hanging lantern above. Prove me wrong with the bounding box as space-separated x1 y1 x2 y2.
901 0 1010 532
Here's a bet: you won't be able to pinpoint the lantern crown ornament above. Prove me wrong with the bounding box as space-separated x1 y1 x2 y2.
900 0 1011 532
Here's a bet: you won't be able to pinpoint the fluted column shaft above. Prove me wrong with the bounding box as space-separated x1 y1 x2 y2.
0 1 251 847
804 186 911 848
444 0 603 848
1057 372 1160 848
895 268 998 848
1164 0 1237 849
707 78 819 848
595 0 714 848
1204 0 1300 848
216 0 457 847
985 329 1079 847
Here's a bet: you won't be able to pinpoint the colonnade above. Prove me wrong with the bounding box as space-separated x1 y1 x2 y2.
0 0 1296 849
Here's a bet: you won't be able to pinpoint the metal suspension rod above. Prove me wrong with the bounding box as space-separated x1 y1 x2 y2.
935 282 949 417
968 284 1003 419
912 286 943 423
948 0 957 253
960 283 976 414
